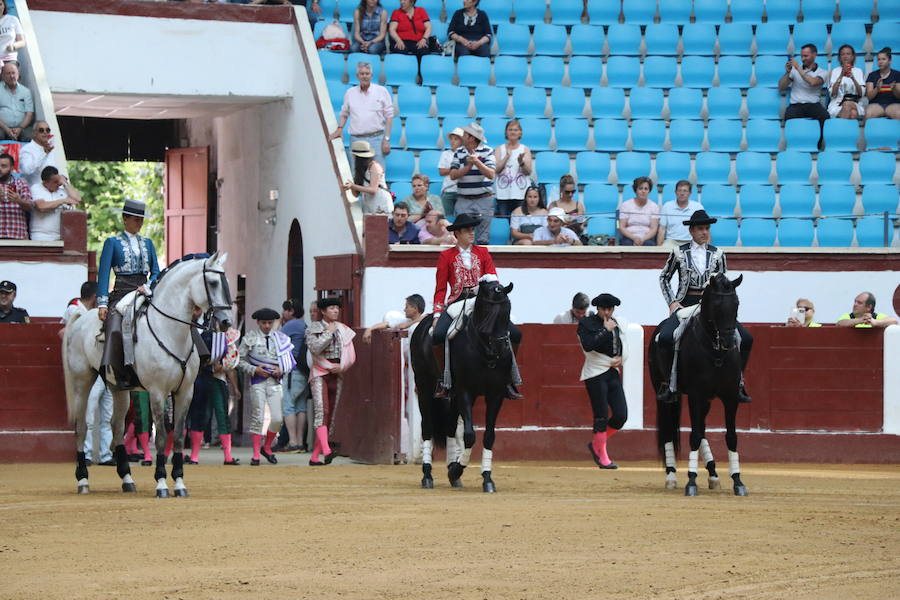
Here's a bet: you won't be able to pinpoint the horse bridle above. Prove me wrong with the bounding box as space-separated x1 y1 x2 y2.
701 288 738 353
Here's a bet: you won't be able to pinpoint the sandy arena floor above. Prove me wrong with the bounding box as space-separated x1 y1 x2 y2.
1 450 898 600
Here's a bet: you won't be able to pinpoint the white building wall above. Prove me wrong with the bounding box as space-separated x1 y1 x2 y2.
0 260 87 317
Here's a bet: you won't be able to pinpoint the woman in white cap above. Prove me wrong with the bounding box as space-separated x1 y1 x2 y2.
342 140 393 215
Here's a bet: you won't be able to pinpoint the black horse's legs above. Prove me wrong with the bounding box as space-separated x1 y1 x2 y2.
421 438 434 489
699 438 720 489
76 450 90 494
664 439 677 489
724 396 748 496
448 391 473 486
685 394 707 497
481 394 505 493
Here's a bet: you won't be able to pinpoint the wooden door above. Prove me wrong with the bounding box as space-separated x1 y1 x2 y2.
165 147 209 261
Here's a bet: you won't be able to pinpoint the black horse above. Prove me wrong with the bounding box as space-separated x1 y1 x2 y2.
649 273 749 497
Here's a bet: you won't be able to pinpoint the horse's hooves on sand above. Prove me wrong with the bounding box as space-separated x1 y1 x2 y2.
174 488 189 498
156 488 169 499
447 461 465 484
709 477 721 490
450 478 464 488
122 482 137 493
665 480 677 490
77 484 90 495
734 485 748 496
685 484 699 497
482 480 496 493
421 476 434 489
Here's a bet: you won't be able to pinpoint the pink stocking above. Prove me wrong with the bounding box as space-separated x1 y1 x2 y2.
220 434 234 463
251 433 262 460
164 431 174 457
189 430 203 462
594 431 612 466
138 432 151 461
124 422 137 455
606 426 619 439
264 430 277 453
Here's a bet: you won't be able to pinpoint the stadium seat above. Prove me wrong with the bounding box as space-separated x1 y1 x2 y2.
655 152 692 185
630 119 666 152
550 87 587 118
615 152 652 184
696 152 732 184
403 117 440 150
628 87 664 119
385 150 416 181
784 119 820 152
583 184 619 216
496 24 532 56
668 120 705 153
531 56 565 88
859 152 897 184
777 218 815 247
419 55 456 88
818 185 857 217
605 56 641 88
855 215 891 247
390 123 402 148
398 85 433 118
775 151 813 184
326 79 346 117
710 218 739 245
590 87 626 119
533 24 569 56
474 86 510 117
576 152 612 184
549 0 584 25
717 57 753 89
587 1 621 25
457 56 491 87
416 0 442 19
593 119 629 151
863 119 900 151
729 0 764 23
693 0 726 23
494 56 529 87
512 86 548 117
535 151 571 184
681 24 717 56
313 21 329 40
754 23 790 56
744 119 782 152
480 0 513 24
861 184 900 215
816 218 854 246
489 217 510 244
765 0 799 22
778 184 816 217
739 184 776 217
739 219 777 246
435 85 472 117
871 22 900 53
644 24 680 56
479 116 508 146
815 151 853 185
800 0 836 22
718 24 754 56
707 119 744 153
735 151 772 184
606 24 643 57
568 57 604 88
623 0 656 23
701 184 738 217
667 88 703 119
514 0 547 25
554 117 591 151
746 88 783 119
680 56 715 88
521 117 553 150
383 54 419 85
587 216 618 236
643 57 678 88
823 120 861 153
707 88 743 120
753 56 789 88
830 23 866 53
792 23 827 54
417 150 443 181
570 25 604 56
430 22 448 42
658 0 692 23
320 51 346 83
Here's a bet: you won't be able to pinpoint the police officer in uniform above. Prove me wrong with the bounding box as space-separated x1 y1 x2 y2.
0 280 29 323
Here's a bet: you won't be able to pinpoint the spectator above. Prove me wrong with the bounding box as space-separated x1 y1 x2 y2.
0 152 32 239
342 140 393 214
449 122 496 244
418 209 456 245
553 292 591 324
330 62 394 167
0 279 27 322
362 293 426 342
865 48 900 121
19 121 60 188
280 298 310 453
533 206 582 246
836 292 898 328
548 174 586 238
656 180 702 248
510 185 548 245
778 43 828 146
0 1 24 65
388 0 432 78
388 201 420 244
351 0 388 55
826 45 866 120
402 173 440 223
438 127 464 216
618 176 659 246
448 0 492 59
29 166 81 242
0 62 33 141
494 119 533 218
786 297 822 328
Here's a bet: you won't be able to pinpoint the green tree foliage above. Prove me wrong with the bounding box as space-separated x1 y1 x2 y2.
67 161 165 264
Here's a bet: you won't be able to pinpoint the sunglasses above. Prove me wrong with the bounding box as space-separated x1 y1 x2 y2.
797 306 813 312
36 127 51 133
562 189 575 195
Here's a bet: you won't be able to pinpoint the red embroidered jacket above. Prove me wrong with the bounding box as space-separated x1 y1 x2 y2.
433 245 497 314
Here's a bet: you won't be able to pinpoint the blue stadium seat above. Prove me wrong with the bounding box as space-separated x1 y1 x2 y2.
681 24 717 56
326 79 346 117
435 85 472 117
480 0 513 24
615 152 652 184
746 88 783 119
628 87 664 119
655 152 692 185
775 151 813 184
550 87 587 117
818 185 857 217
855 216 891 247
338 1 357 22
512 86 548 117
816 218 854 246
533 24 569 56
754 23 790 55
606 24 643 56
514 0 547 25
643 57 678 88
390 123 402 148
313 21 329 40
320 51 346 83
729 0 764 23
385 150 416 181
718 24 754 56
707 119 744 153
693 0 727 23
420 54 455 87
778 184 816 217
644 24 680 56
861 184 900 215
859 152 897 184
668 120 705 153
535 151 571 184
739 219 777 246
871 22 900 52
430 22 448 42
630 119 666 152
417 150 443 181
667 88 703 119
707 88 743 120
520 117 553 150
593 119 629 151
736 151 772 184
590 88 626 119
696 152 732 184
489 217 511 244
576 152 612 184
800 0 836 22
754 56 789 87
710 218 739 245
823 119 860 153
815 151 853 185
765 0 799 22
496 24 532 56
777 218 815 247
383 54 419 85
583 184 619 215
680 56 715 88
739 184 776 217
830 23 866 53
658 0 692 23
587 1 621 25
863 118 900 151
457 55 491 87
606 56 641 88
479 116 508 146
717 56 753 88
398 84 433 118
570 25 605 56
494 56 529 87
784 119 820 152
623 0 656 24
549 0 585 25
701 184 738 217
474 86 510 116
568 57 604 88
531 56 565 88
792 23 827 53
554 117 591 151
404 116 441 149
745 119 782 152
587 216 618 236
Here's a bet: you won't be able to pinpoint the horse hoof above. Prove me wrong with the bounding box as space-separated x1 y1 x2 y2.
734 485 748 496
483 481 496 493
450 478 464 488
665 480 677 490
447 461 465 483
156 488 169 499
709 477 721 490
685 484 698 497
122 482 137 493
421 476 434 489
77 485 90 495
174 488 189 498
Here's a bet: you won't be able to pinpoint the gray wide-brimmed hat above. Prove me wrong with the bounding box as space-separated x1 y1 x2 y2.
122 199 146 218
461 122 486 143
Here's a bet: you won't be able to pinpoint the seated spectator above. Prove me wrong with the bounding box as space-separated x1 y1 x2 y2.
362 293 426 342
0 279 28 323
786 298 822 327
19 121 60 188
438 127 463 217
418 209 456 245
553 292 591 324
389 0 432 57
352 0 388 55
0 1 25 65
402 173 440 223
656 180 702 248
836 292 898 328
29 167 81 241
827 45 866 120
533 206 582 246
494 119 533 217
388 202 420 244
510 185 548 245
778 44 829 126
0 62 33 141
342 140 393 214
548 174 586 237
448 0 493 59
0 152 32 239
865 48 900 121
618 176 659 246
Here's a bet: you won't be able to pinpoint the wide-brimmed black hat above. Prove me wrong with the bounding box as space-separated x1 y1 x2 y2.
251 307 279 321
447 213 482 231
683 209 717 226
591 293 621 308
122 198 146 218
317 297 342 310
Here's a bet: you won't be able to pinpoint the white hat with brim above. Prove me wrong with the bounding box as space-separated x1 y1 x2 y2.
448 127 465 140
350 140 375 158
547 207 567 220
461 123 486 143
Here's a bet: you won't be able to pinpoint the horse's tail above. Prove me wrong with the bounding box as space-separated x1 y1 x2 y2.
62 311 82 425
656 394 681 461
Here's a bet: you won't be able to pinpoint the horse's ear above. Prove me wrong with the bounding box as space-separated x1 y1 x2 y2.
218 252 228 265
207 250 219 263
732 274 743 288
502 282 513 295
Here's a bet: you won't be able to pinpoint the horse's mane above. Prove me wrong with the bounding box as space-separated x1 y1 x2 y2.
150 253 210 292
474 284 510 336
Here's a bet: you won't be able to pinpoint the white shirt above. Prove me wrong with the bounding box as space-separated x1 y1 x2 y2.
28 182 68 241
61 299 87 324
124 230 142 259
689 240 708 271
0 15 23 62
533 225 579 246
339 83 394 136
19 140 60 188
438 149 457 193
788 63 827 104
580 315 630 381
458 245 473 268
659 200 703 242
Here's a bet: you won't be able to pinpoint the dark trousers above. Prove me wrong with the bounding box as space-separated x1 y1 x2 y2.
433 308 522 346
455 42 491 58
784 104 829 147
585 369 628 431
495 199 521 218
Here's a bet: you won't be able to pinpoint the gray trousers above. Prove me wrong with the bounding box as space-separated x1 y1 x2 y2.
454 194 495 244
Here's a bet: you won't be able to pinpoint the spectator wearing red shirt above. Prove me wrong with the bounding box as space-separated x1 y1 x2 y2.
389 0 432 79
0 152 32 240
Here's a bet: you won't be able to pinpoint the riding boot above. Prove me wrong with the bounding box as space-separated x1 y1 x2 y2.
738 378 753 404
657 382 676 405
433 344 448 399
506 343 524 399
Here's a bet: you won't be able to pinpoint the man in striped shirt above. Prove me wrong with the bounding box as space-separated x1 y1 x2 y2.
449 123 496 245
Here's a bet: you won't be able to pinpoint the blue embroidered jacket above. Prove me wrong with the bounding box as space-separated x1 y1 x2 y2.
97 232 160 307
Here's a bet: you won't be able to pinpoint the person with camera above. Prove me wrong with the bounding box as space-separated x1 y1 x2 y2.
827 45 866 120
786 298 822 328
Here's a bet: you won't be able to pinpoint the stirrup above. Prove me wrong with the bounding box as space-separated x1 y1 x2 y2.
506 384 523 400
434 383 449 399
657 384 676 405
738 384 752 404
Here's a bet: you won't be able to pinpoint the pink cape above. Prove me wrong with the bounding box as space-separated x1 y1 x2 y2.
311 323 357 378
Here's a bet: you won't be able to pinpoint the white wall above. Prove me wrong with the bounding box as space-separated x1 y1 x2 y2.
0 260 87 317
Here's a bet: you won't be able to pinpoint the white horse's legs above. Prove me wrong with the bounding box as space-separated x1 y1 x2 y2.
700 438 720 489
685 449 700 496
71 374 93 494
420 439 434 489
170 384 194 498
664 441 677 489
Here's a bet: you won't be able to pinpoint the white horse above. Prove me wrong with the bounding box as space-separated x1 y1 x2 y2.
63 252 232 497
